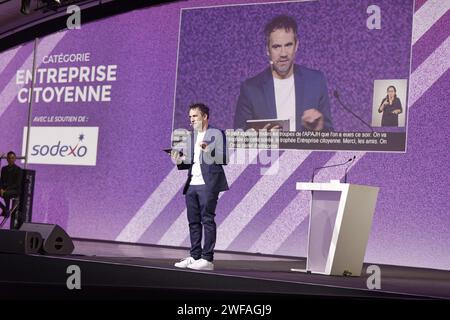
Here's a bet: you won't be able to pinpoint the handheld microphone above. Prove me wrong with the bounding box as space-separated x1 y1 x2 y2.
311 156 356 183
333 90 373 132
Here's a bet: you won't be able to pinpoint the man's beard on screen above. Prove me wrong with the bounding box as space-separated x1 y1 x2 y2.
272 60 293 76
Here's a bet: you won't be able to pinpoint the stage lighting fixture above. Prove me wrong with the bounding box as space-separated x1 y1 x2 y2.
43 0 61 4
20 0 32 15
39 0 62 12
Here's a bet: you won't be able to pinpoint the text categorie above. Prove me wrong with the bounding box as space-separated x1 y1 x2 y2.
16 52 118 103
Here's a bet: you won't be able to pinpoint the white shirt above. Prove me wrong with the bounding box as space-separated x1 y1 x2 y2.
190 130 206 185
274 75 296 131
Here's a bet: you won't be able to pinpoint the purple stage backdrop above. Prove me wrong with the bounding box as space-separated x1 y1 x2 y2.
0 0 449 271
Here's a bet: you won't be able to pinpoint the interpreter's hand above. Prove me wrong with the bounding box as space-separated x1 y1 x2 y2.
301 108 324 131
392 109 401 115
0 189 4 197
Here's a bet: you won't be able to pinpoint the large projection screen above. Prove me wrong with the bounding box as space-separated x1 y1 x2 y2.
173 0 413 152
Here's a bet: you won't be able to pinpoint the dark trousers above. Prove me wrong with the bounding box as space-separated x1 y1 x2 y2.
185 184 219 262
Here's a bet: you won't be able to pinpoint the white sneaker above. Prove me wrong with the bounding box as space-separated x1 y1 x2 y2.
174 257 197 268
187 258 214 271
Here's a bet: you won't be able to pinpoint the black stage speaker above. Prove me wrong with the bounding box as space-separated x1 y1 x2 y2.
0 229 43 254
19 223 74 255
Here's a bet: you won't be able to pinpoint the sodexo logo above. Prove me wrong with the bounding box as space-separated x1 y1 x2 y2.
22 127 99 166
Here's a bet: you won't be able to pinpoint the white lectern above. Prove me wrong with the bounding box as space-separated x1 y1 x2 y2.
292 181 379 276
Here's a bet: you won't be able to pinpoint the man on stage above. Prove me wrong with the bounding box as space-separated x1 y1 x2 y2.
172 103 228 271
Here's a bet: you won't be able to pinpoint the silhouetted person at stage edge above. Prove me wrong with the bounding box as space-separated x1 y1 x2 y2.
233 15 334 132
0 151 23 217
378 85 402 127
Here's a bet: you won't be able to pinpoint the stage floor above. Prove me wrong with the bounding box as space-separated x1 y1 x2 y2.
0 238 449 300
